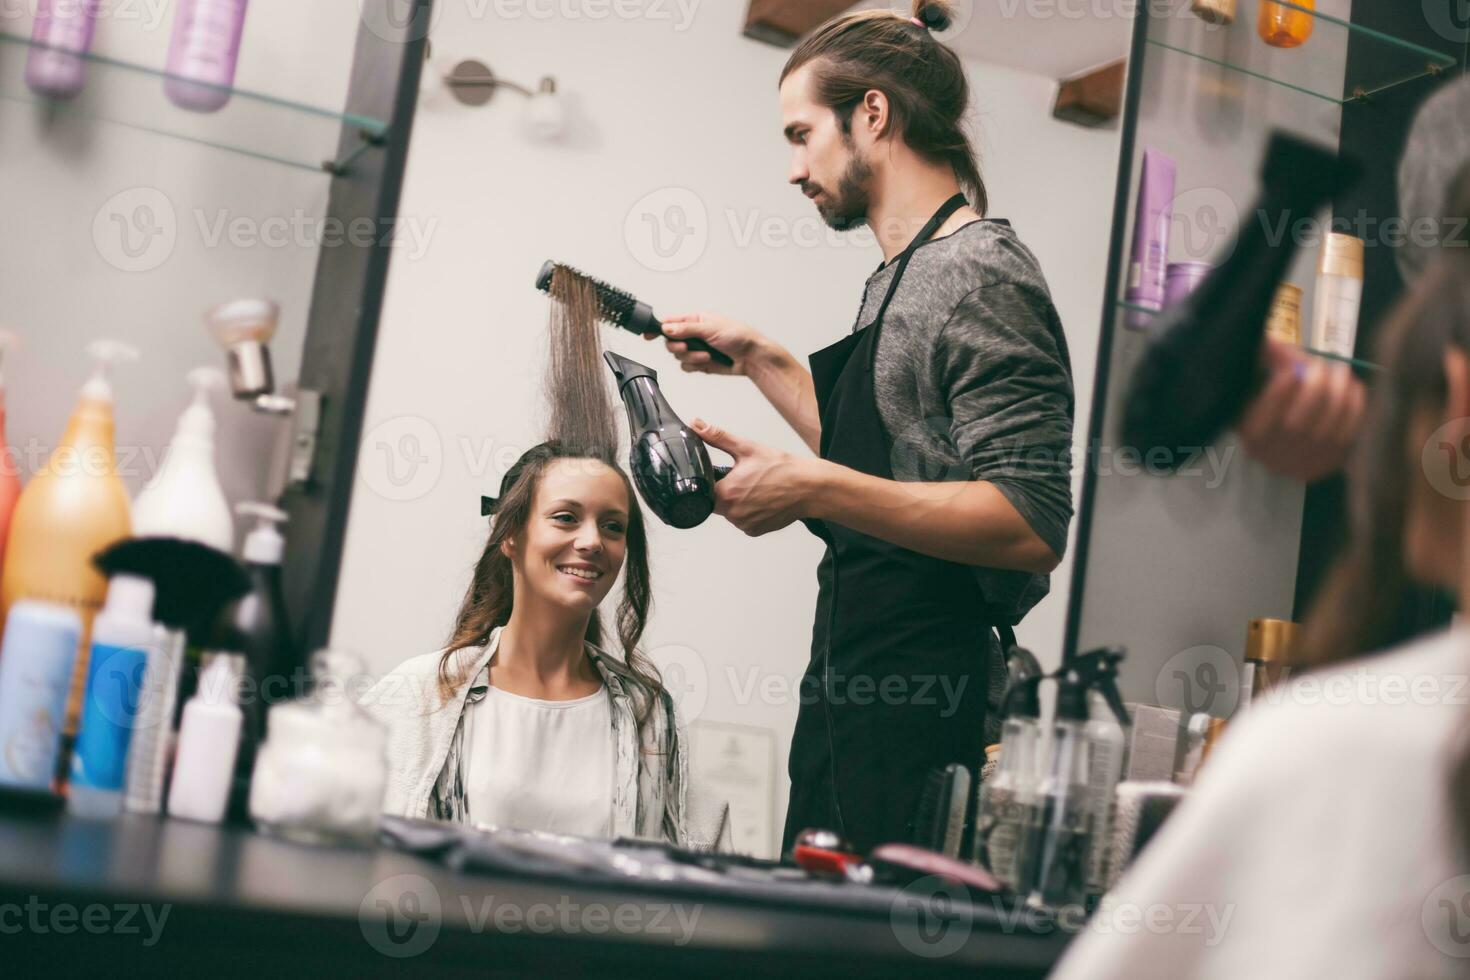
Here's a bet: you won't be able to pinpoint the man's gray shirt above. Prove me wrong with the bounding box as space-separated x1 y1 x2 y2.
850 217 1075 626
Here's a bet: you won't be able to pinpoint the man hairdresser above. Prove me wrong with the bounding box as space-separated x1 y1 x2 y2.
651 2 1074 853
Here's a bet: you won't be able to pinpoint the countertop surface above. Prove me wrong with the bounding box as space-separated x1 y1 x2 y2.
0 808 1074 977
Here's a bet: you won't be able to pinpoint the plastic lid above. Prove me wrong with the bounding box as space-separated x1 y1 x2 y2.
196 654 243 707
1319 233 1364 279
237 501 287 564
1001 645 1044 719
1055 671 1088 722
103 574 156 622
81 340 141 403
206 299 280 345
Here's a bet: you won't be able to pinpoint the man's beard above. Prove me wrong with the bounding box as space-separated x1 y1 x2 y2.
811 149 873 232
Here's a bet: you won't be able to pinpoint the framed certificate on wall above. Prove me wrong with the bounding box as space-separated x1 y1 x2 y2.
690 721 778 859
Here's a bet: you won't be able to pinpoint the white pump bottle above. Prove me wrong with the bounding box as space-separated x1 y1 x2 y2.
133 367 233 552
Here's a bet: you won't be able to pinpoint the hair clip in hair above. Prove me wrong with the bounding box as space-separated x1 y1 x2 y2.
481 495 499 517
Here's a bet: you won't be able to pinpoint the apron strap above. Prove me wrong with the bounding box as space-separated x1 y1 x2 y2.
996 623 1018 661
866 192 969 345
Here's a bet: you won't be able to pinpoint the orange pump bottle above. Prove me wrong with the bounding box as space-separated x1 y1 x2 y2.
0 341 138 735
0 333 21 579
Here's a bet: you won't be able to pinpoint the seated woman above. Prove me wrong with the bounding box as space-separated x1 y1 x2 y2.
1052 240 1470 977
360 440 729 850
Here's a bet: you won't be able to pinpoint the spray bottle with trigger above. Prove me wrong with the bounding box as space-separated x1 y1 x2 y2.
973 644 1044 891
213 501 296 822
1078 647 1130 901
1017 647 1130 910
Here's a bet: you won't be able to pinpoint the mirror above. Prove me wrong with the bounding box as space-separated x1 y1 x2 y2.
330 2 1130 857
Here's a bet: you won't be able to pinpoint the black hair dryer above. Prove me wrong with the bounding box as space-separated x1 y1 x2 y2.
604 350 730 529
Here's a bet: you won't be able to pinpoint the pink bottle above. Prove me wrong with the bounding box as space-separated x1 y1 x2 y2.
25 0 101 100
164 0 250 113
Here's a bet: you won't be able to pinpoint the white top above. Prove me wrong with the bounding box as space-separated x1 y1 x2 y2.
464 683 616 838
1052 626 1470 980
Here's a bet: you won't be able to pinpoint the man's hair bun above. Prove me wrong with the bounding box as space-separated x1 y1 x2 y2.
912 0 955 32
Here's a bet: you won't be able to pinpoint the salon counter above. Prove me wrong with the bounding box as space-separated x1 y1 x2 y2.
0 810 1071 977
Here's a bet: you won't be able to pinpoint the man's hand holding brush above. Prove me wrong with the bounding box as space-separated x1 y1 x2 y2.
649 312 823 454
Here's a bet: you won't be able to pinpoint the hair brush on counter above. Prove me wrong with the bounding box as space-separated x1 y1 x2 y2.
536 260 734 367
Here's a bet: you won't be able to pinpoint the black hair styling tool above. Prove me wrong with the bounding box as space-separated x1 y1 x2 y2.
604 350 730 529
537 260 734 367
1120 132 1362 465
910 763 973 859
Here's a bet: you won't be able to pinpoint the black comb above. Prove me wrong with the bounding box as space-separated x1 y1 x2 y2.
535 260 734 367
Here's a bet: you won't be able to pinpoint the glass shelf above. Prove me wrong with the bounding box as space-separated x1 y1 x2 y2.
1115 300 1380 372
0 31 388 174
1148 0 1458 107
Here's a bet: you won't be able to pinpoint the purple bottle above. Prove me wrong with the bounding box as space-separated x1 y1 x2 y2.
26 0 102 100
164 0 250 113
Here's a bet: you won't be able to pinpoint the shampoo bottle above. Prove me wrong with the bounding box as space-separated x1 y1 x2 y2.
167 653 243 823
26 0 101 100
1123 149 1177 328
68 575 158 818
1310 233 1364 359
0 340 138 738
0 602 82 791
133 367 233 552
165 0 250 112
0 332 23 578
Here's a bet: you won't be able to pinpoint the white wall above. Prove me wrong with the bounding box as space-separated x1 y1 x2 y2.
331 1 1120 854
0 1 361 514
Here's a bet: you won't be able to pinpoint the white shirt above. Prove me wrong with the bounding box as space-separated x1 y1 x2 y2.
464 683 616 838
1052 625 1470 980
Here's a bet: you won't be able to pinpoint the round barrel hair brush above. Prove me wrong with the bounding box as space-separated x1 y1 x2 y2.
536 260 734 367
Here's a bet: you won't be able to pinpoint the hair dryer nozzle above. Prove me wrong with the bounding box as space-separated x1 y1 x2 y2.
603 352 725 528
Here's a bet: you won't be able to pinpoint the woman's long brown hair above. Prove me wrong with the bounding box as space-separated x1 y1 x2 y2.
1295 174 1470 860
439 442 664 731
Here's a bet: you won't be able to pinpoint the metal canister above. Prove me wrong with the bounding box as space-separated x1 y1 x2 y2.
1243 618 1300 706
1191 0 1236 23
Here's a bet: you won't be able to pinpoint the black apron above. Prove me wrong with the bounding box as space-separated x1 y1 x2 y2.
782 194 1018 855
